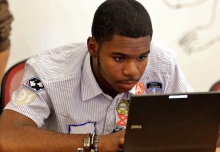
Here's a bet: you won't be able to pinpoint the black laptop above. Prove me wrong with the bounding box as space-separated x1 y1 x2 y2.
123 92 220 152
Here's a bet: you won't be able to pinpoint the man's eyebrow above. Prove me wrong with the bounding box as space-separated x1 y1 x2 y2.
140 50 150 56
111 50 150 56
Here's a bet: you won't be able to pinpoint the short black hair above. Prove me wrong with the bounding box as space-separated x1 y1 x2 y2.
92 0 153 46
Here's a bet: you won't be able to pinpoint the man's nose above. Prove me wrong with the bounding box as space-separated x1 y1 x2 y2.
122 62 139 77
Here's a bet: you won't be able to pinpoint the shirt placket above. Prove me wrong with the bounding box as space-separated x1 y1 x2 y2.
103 94 123 135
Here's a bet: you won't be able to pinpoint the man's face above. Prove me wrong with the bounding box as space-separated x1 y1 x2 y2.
88 34 151 96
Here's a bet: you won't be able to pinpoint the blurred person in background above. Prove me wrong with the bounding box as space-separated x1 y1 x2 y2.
0 0 13 83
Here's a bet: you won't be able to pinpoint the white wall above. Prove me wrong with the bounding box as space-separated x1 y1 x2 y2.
7 0 220 91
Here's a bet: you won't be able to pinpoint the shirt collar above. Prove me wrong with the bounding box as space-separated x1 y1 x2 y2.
81 53 103 101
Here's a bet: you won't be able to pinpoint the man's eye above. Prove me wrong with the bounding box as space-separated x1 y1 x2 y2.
115 57 125 61
138 56 147 61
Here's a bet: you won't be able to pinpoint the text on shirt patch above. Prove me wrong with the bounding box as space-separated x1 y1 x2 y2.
146 82 163 94
23 77 45 92
15 88 37 105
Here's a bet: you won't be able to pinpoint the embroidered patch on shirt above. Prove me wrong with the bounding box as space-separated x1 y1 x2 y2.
135 82 145 95
115 99 129 127
15 88 37 105
146 82 163 94
116 114 128 127
116 99 129 115
23 77 45 92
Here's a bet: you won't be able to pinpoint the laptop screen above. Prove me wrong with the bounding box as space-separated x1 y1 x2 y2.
123 92 220 152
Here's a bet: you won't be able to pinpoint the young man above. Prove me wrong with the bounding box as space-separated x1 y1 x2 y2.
0 0 193 151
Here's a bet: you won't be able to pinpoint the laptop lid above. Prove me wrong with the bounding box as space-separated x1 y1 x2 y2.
123 92 220 152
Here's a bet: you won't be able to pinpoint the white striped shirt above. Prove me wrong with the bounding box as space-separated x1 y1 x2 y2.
5 42 193 135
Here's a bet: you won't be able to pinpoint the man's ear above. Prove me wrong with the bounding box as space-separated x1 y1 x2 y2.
87 37 98 58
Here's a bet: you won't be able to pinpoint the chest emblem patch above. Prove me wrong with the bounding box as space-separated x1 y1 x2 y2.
116 99 129 115
146 82 163 94
135 82 145 95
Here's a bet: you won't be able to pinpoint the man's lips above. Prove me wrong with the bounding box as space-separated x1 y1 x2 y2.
118 81 138 89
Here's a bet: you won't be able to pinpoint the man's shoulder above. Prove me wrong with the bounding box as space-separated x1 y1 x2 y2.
26 42 88 80
36 42 87 56
147 41 177 72
150 41 176 60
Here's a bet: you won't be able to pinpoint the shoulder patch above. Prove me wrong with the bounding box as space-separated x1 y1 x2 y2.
15 88 37 105
146 81 163 94
23 77 45 92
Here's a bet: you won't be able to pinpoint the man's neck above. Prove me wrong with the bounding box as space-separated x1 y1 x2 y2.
90 56 118 98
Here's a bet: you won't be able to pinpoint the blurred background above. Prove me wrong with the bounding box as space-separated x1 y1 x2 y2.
6 0 220 91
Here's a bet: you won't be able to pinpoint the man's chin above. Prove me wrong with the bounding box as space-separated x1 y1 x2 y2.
116 86 134 93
